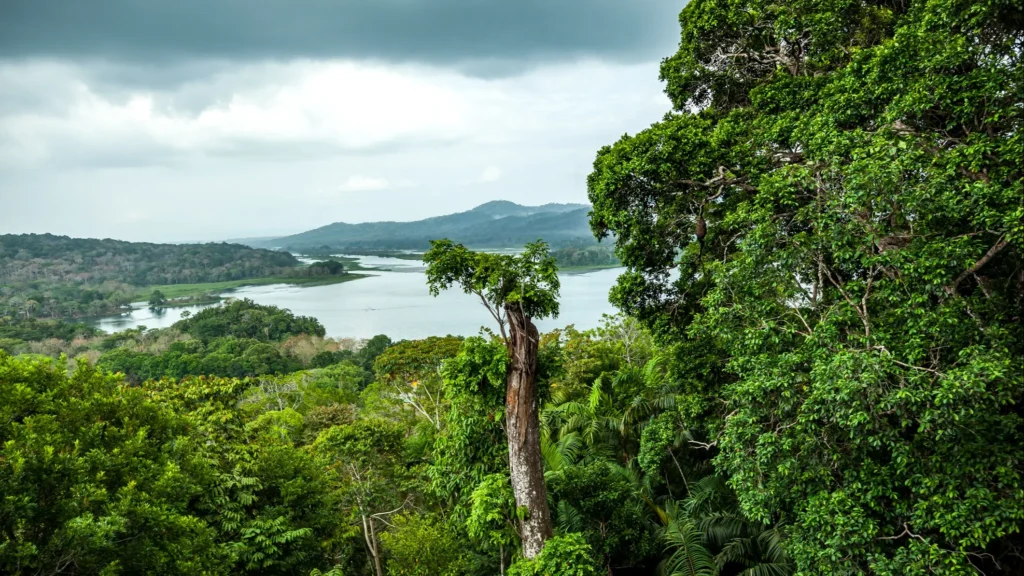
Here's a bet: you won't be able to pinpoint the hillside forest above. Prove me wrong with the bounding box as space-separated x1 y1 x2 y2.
1 0 1023 575
0 234 301 319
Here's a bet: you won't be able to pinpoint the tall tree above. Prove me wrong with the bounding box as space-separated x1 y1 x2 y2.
424 239 560 558
588 0 1023 573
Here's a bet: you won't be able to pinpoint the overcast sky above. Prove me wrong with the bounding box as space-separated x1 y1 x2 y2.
0 0 682 242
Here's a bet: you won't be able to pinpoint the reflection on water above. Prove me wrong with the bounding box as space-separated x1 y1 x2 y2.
89 255 623 340
89 302 224 333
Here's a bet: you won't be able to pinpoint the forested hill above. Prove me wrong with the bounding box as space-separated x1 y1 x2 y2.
0 234 303 318
251 200 595 251
0 233 299 286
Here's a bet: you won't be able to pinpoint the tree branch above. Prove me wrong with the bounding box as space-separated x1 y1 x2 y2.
946 237 1009 296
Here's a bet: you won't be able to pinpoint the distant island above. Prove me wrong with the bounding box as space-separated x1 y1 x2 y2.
238 200 599 252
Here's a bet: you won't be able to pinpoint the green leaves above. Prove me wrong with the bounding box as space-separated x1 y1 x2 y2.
506 533 601 576
425 240 560 324
379 514 468 576
589 0 1024 573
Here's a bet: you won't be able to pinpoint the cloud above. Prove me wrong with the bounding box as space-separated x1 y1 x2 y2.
0 60 470 168
0 1 682 76
479 166 502 183
338 176 390 192
0 59 672 169
0 27 675 242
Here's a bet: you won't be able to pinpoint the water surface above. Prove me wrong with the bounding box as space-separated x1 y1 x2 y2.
90 255 623 339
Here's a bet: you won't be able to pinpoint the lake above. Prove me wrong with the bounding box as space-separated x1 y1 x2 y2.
90 255 624 340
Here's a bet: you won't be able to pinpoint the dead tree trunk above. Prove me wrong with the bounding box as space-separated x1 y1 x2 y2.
361 514 383 576
504 305 553 559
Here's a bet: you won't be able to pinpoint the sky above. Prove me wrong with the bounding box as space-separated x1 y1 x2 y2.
0 0 682 242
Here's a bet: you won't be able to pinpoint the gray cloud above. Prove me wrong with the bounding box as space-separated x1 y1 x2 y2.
1 0 682 75
0 1 681 242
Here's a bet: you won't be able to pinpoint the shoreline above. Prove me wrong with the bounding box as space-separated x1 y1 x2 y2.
134 273 373 301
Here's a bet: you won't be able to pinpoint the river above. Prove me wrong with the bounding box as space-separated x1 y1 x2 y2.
90 254 624 340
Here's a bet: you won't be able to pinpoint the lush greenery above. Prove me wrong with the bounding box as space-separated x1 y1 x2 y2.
0 317 101 356
588 0 1023 573
1 314 703 576
0 234 301 318
551 246 620 270
260 201 596 252
1 0 1022 574
0 300 388 388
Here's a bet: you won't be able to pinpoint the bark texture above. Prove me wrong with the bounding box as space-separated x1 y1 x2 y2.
504 305 553 559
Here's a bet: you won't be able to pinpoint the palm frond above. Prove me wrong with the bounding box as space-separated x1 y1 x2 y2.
699 512 749 549
755 527 791 566
555 500 585 534
661 518 717 576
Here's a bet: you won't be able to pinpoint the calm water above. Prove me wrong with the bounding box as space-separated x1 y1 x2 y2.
90 255 623 339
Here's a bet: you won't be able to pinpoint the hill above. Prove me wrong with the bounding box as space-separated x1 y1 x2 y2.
251 201 596 251
0 234 300 286
0 234 302 318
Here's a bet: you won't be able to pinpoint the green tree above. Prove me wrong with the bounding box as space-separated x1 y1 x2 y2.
425 240 560 559
0 354 227 574
175 299 325 342
311 419 413 576
379 514 467 576
588 0 1024 573
148 289 168 307
660 476 791 576
149 375 336 575
370 336 464 429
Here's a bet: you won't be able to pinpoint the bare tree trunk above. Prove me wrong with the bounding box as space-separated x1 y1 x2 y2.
504 305 553 559
362 514 384 576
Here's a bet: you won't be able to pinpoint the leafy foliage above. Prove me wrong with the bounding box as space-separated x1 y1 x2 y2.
506 533 601 576
588 0 1024 573
175 299 325 342
425 239 560 326
378 514 467 576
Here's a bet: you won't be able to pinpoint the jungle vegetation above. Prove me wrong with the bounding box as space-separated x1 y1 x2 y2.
1 0 1022 574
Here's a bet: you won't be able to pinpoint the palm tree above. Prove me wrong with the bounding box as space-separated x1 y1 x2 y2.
544 355 677 462
661 476 792 576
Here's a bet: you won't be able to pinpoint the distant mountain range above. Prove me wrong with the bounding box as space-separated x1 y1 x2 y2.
242 201 598 251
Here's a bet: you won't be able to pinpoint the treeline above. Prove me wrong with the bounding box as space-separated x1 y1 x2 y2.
0 234 300 318
0 300 390 384
292 260 347 277
551 245 619 268
0 234 299 285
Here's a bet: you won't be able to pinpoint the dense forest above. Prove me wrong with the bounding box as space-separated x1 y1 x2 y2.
551 246 620 269
1 0 1022 575
0 234 301 318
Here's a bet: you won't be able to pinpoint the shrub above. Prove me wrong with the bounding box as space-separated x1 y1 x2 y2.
379 514 467 576
507 534 600 576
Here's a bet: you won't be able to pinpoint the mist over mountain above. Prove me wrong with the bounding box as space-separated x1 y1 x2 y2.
246 201 597 251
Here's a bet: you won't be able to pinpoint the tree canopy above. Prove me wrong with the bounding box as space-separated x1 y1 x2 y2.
425 239 560 339
588 0 1023 572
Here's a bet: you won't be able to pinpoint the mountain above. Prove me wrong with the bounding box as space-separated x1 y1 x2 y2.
251 201 597 251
